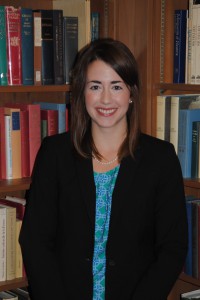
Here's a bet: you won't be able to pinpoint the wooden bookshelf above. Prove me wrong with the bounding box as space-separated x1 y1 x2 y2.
0 278 28 292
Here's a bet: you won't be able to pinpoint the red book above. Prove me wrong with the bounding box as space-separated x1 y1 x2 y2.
20 110 30 177
5 6 22 85
41 109 58 136
5 103 41 175
0 197 25 220
0 108 6 179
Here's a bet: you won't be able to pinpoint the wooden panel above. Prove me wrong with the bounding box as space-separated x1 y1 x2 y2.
0 0 52 9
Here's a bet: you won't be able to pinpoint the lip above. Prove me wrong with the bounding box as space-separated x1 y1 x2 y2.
96 107 117 117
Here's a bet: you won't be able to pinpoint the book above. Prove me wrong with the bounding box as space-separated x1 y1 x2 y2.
63 16 78 84
173 10 187 83
53 9 64 85
181 289 200 299
15 219 22 278
156 95 171 141
170 94 200 153
0 291 18 300
33 11 42 85
195 6 200 84
36 102 66 133
191 121 200 178
0 107 6 179
4 107 22 179
0 6 8 85
20 110 30 178
41 109 58 137
91 12 100 41
178 108 200 178
5 6 22 85
10 288 30 300
40 9 54 85
4 115 12 179
0 197 25 220
53 0 91 50
0 205 16 281
5 103 41 176
21 8 34 85
0 206 6 282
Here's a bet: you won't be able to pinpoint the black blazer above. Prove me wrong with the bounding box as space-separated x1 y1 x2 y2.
19 132 188 300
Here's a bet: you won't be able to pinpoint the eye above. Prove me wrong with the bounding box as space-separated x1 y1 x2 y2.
90 85 100 90
112 85 122 90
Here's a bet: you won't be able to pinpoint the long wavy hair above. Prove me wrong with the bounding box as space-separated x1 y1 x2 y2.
70 38 141 161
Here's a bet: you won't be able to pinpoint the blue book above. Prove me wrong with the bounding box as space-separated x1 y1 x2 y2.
173 10 187 83
91 12 100 41
35 102 66 133
178 109 200 178
21 8 34 85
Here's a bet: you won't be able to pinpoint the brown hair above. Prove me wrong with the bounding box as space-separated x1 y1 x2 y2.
70 38 141 161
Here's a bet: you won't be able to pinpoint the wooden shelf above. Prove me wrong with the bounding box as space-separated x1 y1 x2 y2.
0 178 31 193
180 273 200 287
154 83 200 93
0 277 28 292
0 85 71 93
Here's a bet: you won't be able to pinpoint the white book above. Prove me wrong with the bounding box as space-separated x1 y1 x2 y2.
0 206 6 282
0 291 18 299
156 95 171 141
5 115 12 179
0 205 16 281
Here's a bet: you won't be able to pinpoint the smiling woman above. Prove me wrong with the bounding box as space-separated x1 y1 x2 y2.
19 38 188 300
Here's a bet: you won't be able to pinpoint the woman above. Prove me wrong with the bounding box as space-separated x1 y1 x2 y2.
20 38 188 300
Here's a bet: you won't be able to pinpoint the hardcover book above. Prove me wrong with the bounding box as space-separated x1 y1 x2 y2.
178 108 200 178
156 95 171 141
63 16 78 84
173 10 187 83
53 9 64 85
5 6 22 85
21 8 34 85
0 6 8 85
33 11 42 85
41 109 58 137
0 206 6 282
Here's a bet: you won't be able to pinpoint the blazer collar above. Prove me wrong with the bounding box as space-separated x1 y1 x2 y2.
75 145 142 232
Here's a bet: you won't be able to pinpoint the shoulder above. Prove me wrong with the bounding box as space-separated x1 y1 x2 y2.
137 133 178 166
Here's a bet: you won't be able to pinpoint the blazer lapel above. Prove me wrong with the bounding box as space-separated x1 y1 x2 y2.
109 148 142 233
75 155 96 230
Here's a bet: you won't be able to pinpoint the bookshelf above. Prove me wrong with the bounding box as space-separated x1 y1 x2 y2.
149 0 200 299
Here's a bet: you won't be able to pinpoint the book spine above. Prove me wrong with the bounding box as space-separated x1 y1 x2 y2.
5 115 12 179
5 6 22 85
195 6 200 84
5 206 16 281
63 16 78 84
33 11 42 85
20 110 30 177
0 207 6 282
21 8 34 85
41 10 54 85
0 108 6 179
191 121 200 178
15 219 22 278
0 6 8 85
53 10 64 85
91 12 100 41
41 110 58 136
173 10 187 83
190 5 198 84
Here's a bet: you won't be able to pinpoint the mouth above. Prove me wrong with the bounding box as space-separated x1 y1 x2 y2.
97 108 117 116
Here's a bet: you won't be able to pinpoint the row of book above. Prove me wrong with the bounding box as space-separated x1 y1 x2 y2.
0 102 69 180
173 1 200 84
0 288 30 300
0 196 26 283
181 288 200 299
156 93 200 178
0 5 86 86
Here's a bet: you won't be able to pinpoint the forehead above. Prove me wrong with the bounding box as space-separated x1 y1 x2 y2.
86 60 122 81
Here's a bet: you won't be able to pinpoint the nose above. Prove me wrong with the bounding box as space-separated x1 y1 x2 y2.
100 88 111 105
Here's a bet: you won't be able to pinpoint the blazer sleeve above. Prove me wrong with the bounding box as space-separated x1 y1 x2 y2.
19 137 67 300
131 143 188 300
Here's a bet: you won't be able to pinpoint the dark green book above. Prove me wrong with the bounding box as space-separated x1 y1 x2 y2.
0 6 8 85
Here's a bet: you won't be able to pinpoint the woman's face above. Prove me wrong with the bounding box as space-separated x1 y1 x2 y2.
84 59 131 132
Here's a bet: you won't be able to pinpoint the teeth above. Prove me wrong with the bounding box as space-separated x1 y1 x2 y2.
98 108 116 114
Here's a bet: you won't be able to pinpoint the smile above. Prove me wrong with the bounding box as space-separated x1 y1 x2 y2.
97 108 117 115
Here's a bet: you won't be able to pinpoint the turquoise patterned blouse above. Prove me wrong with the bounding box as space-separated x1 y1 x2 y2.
92 165 120 300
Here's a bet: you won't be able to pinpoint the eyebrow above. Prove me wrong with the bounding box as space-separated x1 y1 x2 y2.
87 80 123 84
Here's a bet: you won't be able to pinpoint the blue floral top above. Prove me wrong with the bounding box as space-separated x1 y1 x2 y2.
92 165 120 300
